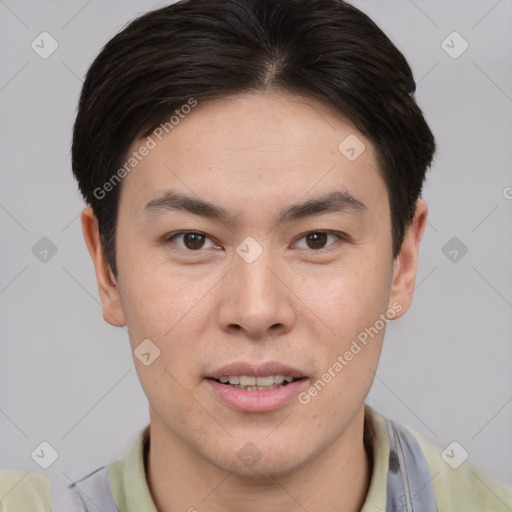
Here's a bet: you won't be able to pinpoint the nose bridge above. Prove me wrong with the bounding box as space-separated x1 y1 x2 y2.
218 237 294 336
239 251 276 298
234 237 280 308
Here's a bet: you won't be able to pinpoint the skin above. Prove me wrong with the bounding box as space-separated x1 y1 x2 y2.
82 91 427 512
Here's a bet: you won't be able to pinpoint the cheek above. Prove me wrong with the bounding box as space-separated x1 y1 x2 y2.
300 255 392 334
118 251 214 343
298 254 391 396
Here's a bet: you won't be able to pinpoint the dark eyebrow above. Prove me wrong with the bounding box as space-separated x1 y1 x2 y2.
143 189 367 225
277 190 367 223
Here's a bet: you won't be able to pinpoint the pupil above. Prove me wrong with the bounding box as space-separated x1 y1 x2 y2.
185 233 204 250
307 232 327 249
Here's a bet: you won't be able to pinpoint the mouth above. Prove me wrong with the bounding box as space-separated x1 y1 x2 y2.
204 362 309 412
208 375 307 391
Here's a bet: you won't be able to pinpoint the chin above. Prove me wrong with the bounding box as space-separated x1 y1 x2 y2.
204 438 315 479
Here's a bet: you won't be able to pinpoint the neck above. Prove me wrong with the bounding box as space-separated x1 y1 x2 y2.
146 406 371 512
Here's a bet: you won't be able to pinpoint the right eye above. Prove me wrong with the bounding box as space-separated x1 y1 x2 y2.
163 231 218 251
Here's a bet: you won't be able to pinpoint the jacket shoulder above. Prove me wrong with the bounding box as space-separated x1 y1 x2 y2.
408 426 512 511
0 470 51 512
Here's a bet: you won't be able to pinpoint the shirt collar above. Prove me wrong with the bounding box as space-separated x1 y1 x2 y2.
107 404 390 512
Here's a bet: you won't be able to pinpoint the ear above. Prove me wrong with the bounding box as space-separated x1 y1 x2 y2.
81 206 126 327
388 199 428 319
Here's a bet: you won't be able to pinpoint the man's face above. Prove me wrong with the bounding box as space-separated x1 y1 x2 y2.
93 91 413 477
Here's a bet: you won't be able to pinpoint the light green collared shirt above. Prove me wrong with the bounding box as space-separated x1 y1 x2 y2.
1 405 511 511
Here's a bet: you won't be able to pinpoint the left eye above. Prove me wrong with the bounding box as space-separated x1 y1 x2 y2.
294 231 341 251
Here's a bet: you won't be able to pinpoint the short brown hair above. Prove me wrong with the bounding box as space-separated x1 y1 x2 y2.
72 0 436 277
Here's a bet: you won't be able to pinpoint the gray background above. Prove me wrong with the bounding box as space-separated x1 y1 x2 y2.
1 0 511 493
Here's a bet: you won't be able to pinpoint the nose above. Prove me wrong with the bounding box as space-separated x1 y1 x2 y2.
217 243 295 340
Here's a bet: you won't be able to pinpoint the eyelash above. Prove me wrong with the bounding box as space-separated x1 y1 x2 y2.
163 230 347 254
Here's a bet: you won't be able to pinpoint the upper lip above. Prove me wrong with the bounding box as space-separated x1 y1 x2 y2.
207 361 306 380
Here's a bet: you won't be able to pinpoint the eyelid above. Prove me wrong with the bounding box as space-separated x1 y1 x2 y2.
292 230 346 251
164 231 218 251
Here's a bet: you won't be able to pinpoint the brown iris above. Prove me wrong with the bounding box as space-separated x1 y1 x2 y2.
305 232 328 250
183 233 206 250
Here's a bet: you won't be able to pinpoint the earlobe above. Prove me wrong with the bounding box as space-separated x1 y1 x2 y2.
81 206 126 327
388 200 428 319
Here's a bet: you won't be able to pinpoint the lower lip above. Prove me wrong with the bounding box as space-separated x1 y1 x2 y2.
206 378 308 413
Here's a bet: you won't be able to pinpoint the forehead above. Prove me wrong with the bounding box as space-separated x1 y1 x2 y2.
118 91 386 220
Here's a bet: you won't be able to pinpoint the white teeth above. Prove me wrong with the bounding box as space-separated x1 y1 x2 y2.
218 375 296 386
256 376 274 386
